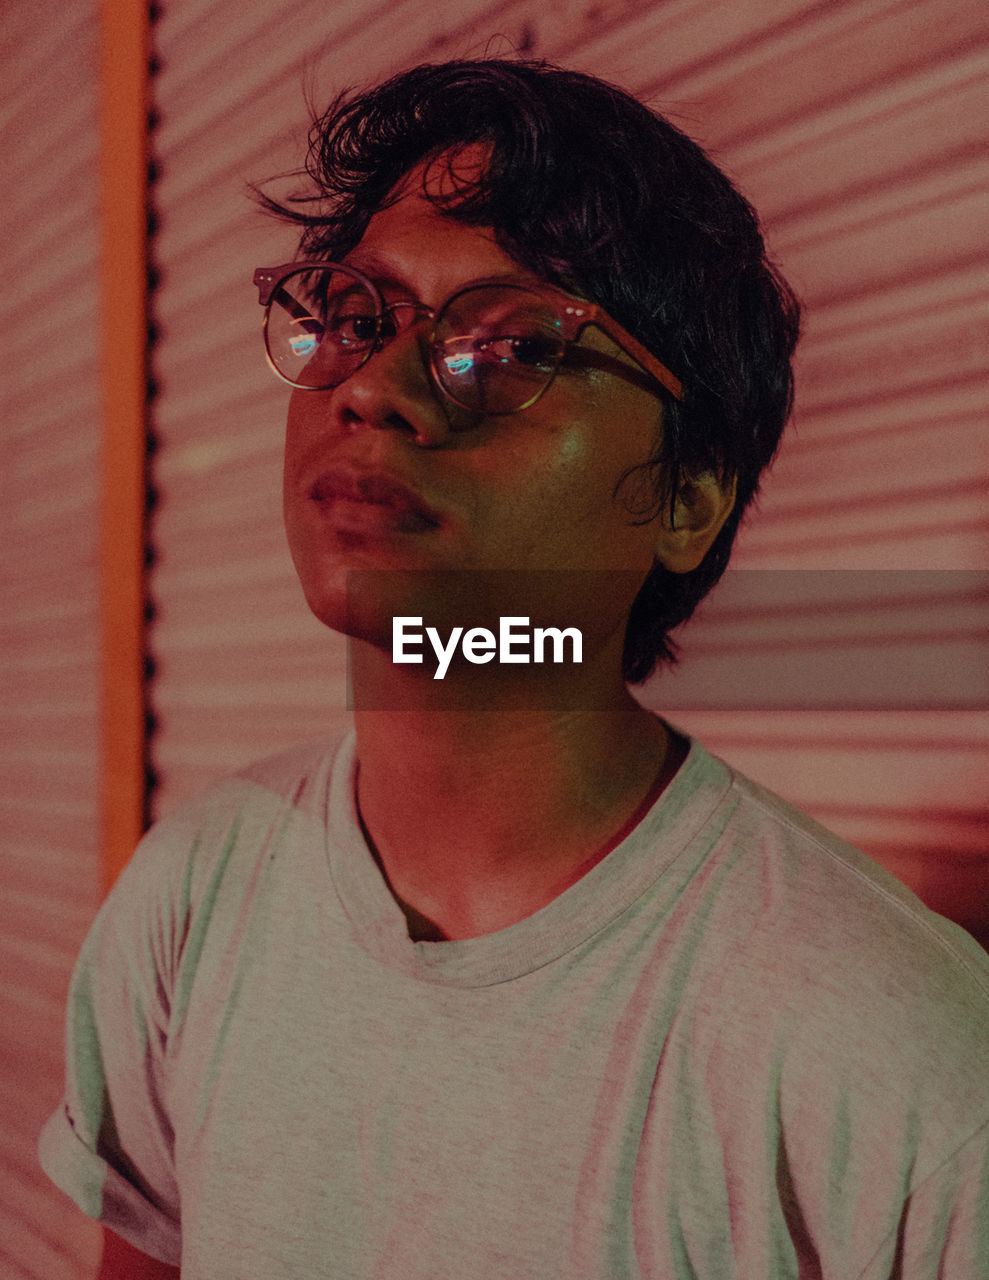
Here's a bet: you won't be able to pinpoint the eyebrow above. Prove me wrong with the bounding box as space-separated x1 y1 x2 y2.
338 252 414 295
340 251 541 300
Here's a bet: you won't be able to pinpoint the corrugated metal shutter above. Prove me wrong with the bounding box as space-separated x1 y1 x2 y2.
0 5 104 1278
148 0 987 944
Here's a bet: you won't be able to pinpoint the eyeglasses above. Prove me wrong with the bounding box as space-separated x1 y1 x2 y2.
253 261 682 414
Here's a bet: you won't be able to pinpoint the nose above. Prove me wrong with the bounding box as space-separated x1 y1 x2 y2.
333 307 456 447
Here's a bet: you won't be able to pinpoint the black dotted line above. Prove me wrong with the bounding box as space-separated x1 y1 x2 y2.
142 1 164 828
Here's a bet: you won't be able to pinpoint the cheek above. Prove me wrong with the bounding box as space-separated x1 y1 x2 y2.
283 396 327 522
284 392 314 471
532 407 663 564
527 409 650 521
475 448 651 572
282 405 323 572
282 432 304 543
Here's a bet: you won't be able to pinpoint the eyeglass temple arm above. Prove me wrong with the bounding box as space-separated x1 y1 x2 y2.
254 275 324 341
559 293 681 401
563 347 670 401
589 317 683 401
253 266 322 329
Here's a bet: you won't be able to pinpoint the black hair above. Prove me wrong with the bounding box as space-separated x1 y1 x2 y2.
256 58 800 681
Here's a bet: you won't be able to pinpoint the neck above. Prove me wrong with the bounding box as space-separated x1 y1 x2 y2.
351 639 680 940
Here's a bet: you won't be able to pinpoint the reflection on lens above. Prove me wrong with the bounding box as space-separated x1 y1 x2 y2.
289 333 319 358
267 267 380 389
432 283 565 412
443 353 477 377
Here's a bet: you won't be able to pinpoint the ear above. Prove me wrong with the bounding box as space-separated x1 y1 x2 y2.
653 471 737 574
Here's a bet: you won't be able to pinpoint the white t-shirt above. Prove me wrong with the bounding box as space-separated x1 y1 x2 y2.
40 730 989 1278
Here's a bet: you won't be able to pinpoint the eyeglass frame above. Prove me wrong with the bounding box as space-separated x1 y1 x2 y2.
253 260 683 410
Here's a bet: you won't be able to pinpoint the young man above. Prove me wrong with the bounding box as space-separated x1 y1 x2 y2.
42 60 988 1279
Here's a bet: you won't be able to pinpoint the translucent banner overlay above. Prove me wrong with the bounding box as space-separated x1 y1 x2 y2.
345 570 989 711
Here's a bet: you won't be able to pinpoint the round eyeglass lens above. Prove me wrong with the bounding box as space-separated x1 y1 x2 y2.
431 283 567 414
264 266 380 389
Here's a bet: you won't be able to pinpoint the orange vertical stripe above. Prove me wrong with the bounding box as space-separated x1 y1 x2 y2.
99 0 150 892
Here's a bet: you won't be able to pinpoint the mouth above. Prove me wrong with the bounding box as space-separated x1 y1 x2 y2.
309 469 442 534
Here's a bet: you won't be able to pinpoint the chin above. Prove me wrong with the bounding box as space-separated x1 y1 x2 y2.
296 564 430 654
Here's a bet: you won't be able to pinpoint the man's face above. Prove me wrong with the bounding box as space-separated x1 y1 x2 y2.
282 155 670 651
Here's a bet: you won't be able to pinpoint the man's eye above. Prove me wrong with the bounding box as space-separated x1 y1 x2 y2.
326 313 378 347
480 334 557 371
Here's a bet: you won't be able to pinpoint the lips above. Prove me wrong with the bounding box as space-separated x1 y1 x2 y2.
309 468 442 533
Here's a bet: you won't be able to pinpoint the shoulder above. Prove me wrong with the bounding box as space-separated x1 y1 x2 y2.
719 757 989 998
124 733 353 883
92 733 355 964
685 744 989 1154
67 732 357 1091
678 739 987 976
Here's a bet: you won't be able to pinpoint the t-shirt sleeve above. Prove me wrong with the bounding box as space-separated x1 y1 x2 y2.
857 1118 989 1280
38 815 195 1267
